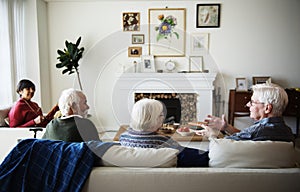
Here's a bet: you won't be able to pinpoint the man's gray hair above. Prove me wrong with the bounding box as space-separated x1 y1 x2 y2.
58 88 82 116
252 83 288 116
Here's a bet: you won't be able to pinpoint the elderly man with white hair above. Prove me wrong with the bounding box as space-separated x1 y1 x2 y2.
42 88 100 142
199 83 295 143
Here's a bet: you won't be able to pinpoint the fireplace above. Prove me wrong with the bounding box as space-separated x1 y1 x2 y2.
112 73 217 126
134 93 198 124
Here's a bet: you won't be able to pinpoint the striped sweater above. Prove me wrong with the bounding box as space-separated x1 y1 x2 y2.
119 128 183 150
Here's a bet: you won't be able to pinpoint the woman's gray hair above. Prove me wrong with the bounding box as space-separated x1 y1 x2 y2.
130 98 165 132
58 88 82 116
252 83 288 116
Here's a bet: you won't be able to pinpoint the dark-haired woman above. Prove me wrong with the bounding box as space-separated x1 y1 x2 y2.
8 79 47 127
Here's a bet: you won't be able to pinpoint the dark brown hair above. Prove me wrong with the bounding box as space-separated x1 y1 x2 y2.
16 79 35 96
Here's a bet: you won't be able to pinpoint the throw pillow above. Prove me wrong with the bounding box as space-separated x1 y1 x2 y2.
209 138 296 168
0 107 11 127
100 145 179 167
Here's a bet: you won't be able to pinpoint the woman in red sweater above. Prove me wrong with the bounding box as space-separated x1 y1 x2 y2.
8 79 47 127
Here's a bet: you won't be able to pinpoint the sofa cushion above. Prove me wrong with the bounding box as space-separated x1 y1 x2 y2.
0 107 11 127
209 138 296 168
99 145 179 167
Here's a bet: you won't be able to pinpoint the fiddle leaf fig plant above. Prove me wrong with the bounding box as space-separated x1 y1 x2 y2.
56 36 84 90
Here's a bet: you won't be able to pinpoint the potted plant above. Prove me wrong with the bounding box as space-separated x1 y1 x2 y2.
56 36 84 90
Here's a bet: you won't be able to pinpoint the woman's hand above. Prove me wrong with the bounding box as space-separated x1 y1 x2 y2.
34 115 44 125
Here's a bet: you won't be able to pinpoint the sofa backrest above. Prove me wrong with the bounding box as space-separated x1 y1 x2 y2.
0 106 11 127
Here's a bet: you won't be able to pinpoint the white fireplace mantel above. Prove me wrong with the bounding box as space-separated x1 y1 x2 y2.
112 72 217 124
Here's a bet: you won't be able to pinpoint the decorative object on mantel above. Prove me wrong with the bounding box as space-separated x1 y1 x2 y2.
165 60 177 72
123 12 140 31
133 61 138 73
196 4 221 28
148 8 186 57
235 78 248 92
190 33 210 55
140 55 155 72
189 56 203 72
56 36 84 90
252 76 271 85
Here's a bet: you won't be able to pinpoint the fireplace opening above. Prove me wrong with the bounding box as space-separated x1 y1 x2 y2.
134 93 181 123
134 93 197 124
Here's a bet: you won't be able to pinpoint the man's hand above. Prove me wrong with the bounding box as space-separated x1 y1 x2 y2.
204 114 228 131
195 124 220 138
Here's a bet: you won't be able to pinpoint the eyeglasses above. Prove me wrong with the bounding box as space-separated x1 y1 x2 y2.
247 100 265 106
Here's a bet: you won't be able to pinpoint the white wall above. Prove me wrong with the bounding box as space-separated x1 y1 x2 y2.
24 0 42 104
37 0 300 131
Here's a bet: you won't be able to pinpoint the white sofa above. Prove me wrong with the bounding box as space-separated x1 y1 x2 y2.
82 167 300 192
1 128 300 192
81 139 300 192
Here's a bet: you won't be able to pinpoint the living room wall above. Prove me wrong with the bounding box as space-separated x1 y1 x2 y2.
37 0 300 131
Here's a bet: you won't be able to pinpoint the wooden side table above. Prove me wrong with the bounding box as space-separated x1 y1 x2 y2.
228 89 252 126
284 89 300 137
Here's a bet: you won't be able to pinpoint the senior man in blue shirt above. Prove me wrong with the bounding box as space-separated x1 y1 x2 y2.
199 82 295 143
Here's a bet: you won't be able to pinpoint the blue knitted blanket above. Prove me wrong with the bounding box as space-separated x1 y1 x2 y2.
0 139 116 192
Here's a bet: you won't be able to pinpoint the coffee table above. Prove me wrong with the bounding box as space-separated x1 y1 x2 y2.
113 125 203 142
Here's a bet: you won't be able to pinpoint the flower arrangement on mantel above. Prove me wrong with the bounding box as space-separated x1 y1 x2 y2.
155 14 179 42
56 36 84 91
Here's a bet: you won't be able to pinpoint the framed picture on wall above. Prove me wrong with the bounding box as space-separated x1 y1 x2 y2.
132 34 144 44
252 76 271 85
128 46 142 57
141 55 155 72
190 33 209 55
148 8 186 57
236 78 248 91
196 4 221 28
123 12 140 31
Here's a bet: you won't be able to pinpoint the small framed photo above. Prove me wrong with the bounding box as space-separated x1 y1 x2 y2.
236 78 248 91
196 4 221 28
189 56 203 72
132 34 144 44
128 46 142 57
123 12 140 31
141 55 155 73
252 76 271 85
190 33 209 55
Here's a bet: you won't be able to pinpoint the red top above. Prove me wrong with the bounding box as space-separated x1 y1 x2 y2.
8 98 44 127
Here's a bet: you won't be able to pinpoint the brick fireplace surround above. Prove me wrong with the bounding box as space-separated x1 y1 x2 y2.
112 73 217 125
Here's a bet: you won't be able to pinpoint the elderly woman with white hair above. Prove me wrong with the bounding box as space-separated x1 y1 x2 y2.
42 88 100 142
119 98 182 149
119 98 210 167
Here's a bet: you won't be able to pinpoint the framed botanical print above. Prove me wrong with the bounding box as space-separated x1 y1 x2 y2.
148 8 186 57
196 4 221 28
123 12 140 31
